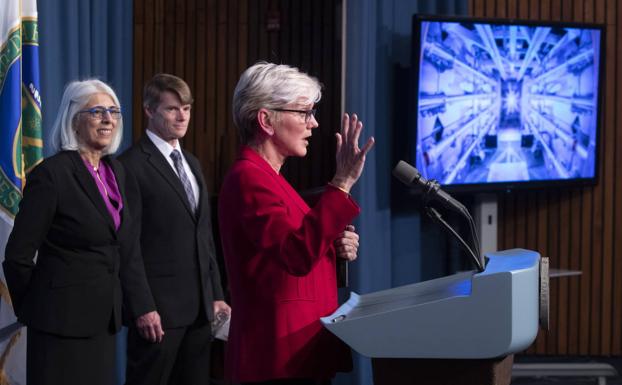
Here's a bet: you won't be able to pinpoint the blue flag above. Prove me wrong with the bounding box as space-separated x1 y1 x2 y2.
0 1 42 383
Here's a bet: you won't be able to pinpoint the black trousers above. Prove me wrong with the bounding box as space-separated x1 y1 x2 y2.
27 327 116 385
125 316 212 385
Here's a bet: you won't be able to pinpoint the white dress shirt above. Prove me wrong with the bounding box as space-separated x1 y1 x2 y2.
146 129 200 203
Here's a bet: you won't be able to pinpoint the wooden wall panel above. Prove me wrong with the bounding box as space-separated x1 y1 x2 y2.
470 0 620 357
133 0 342 194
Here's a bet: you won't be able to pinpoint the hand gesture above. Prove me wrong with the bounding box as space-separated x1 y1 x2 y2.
332 113 375 193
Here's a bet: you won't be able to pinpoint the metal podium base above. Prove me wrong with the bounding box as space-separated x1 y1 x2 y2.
372 354 514 385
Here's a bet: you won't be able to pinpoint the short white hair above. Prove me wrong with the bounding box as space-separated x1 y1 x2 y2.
50 79 123 155
232 62 322 144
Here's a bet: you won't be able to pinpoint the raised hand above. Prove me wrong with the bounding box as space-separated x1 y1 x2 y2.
331 113 375 193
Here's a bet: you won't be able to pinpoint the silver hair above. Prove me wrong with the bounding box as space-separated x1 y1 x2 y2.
50 79 123 155
232 62 322 144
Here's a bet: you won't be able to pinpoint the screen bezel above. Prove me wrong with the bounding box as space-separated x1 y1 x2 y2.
410 14 606 193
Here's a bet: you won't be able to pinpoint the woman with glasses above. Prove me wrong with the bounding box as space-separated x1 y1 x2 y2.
219 62 374 385
3 79 153 385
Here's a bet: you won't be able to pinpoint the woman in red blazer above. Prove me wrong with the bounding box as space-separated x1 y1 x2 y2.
219 62 374 384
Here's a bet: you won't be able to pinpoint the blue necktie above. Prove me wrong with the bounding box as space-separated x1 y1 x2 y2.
170 149 197 213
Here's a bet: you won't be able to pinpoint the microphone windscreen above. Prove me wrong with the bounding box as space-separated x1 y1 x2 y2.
392 161 419 185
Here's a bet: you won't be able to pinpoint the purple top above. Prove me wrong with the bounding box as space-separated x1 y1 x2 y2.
82 157 123 230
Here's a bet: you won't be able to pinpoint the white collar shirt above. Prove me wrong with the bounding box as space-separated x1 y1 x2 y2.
146 129 200 204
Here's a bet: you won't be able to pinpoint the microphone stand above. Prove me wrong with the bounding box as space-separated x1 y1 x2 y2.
421 181 485 272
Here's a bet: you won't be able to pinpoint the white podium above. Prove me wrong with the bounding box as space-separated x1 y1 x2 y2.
321 249 546 385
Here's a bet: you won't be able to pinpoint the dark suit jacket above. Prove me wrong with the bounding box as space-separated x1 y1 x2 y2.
118 136 224 328
2 151 154 337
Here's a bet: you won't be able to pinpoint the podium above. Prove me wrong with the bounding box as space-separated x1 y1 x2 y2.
321 249 546 384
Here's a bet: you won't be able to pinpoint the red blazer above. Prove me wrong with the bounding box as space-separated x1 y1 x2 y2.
218 146 359 382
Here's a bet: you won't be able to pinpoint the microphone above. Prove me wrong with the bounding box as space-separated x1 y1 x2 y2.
392 160 485 271
392 160 467 215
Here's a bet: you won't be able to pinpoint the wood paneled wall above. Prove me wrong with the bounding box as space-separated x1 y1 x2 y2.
470 0 621 356
133 0 342 194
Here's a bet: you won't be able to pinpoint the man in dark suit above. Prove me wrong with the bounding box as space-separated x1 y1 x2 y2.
119 73 230 385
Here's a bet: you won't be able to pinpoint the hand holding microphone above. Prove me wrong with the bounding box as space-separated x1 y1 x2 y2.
335 225 359 262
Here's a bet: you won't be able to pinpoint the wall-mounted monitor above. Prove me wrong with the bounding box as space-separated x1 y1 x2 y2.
411 15 604 191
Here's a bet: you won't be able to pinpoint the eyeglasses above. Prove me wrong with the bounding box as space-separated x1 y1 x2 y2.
78 106 122 120
271 108 317 123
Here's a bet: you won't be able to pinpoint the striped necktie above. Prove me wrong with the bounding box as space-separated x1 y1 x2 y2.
170 149 197 213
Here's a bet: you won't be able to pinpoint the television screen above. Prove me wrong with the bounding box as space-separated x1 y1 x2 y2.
411 15 604 191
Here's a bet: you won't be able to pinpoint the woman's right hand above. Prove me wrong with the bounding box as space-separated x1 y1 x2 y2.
331 113 375 193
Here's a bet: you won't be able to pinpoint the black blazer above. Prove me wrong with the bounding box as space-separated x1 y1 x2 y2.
2 151 154 337
118 136 224 328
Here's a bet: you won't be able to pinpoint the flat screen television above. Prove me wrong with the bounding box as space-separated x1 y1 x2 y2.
411 15 604 191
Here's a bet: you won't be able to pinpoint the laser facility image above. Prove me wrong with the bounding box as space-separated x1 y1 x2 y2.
414 20 602 186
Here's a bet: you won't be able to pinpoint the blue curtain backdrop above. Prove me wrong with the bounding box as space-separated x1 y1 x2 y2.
341 1 467 384
38 0 133 157
38 1 133 384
